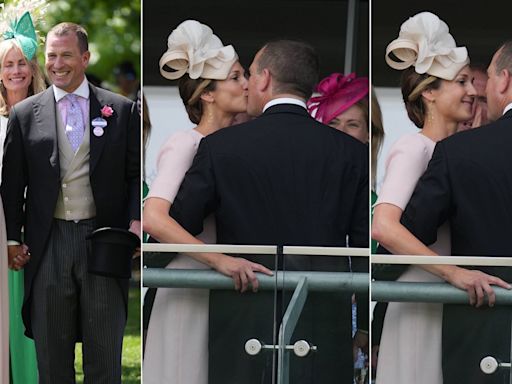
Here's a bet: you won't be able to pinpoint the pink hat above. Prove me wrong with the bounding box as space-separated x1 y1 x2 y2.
307 73 369 124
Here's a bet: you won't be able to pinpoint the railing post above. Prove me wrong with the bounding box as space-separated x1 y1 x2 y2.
344 0 358 74
277 277 309 384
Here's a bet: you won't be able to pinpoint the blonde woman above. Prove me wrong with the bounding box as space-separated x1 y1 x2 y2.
0 11 45 384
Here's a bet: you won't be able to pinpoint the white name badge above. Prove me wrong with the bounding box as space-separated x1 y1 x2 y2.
93 127 104 137
92 117 108 128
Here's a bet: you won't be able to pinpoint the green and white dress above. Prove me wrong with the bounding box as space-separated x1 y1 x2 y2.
1 115 38 384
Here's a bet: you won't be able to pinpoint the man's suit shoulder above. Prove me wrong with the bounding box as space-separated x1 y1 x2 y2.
13 87 52 112
203 111 367 153
91 85 135 107
442 116 512 149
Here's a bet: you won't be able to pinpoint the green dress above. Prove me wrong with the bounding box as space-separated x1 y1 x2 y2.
371 190 378 254
9 270 37 383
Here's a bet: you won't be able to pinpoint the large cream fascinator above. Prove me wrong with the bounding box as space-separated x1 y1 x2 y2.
160 20 238 81
385 12 469 81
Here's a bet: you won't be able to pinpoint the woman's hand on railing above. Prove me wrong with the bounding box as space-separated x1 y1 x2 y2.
445 266 511 307
213 255 274 293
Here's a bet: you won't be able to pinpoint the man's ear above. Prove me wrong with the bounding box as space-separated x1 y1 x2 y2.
497 68 510 94
82 51 91 67
259 68 272 93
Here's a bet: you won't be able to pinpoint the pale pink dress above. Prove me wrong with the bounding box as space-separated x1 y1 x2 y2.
143 129 216 384
375 133 450 384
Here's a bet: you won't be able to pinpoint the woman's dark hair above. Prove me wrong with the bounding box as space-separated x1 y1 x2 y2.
400 67 442 128
178 75 217 124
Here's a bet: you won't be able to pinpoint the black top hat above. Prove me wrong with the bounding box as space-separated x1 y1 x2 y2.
87 227 140 279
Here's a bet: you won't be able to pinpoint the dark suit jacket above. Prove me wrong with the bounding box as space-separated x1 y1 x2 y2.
172 103 368 248
0 84 140 337
401 109 512 384
171 103 368 383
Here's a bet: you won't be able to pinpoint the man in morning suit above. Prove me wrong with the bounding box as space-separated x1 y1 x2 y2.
0 23 140 383
170 40 369 384
399 41 512 384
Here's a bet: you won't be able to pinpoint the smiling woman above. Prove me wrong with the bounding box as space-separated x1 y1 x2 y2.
328 103 369 142
370 11 483 384
0 40 45 118
0 11 47 384
2 49 32 93
307 72 370 143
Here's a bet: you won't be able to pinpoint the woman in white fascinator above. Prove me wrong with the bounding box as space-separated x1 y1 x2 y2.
370 11 498 384
143 20 272 384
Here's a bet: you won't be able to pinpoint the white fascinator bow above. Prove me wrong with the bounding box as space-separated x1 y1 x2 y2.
159 20 238 81
385 12 469 80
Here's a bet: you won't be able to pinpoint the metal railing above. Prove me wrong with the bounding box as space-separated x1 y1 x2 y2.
143 243 368 384
372 254 512 266
144 269 368 292
372 253 512 381
372 254 512 303
143 243 369 257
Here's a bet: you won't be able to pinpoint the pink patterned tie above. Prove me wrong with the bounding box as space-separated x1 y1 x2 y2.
66 94 85 151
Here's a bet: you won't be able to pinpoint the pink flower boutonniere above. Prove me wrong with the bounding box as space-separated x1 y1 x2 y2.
93 105 114 137
101 105 114 118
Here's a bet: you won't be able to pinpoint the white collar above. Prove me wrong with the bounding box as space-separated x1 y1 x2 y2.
503 102 512 116
263 97 307 113
53 77 90 102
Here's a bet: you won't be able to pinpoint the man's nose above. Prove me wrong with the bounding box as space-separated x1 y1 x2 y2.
53 56 64 68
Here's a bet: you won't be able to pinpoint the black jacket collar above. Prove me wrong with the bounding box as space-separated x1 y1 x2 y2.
262 103 309 117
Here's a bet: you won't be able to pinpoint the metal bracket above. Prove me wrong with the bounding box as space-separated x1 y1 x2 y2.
245 339 317 357
480 356 511 374
244 277 315 384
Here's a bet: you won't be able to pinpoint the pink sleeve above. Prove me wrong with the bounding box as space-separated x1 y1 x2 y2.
147 130 201 203
376 134 432 210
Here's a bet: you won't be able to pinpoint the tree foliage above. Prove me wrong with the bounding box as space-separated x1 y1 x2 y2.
38 0 140 89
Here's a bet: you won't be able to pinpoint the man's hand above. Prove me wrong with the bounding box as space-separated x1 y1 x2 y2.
129 219 142 239
471 102 483 128
129 220 142 257
8 244 30 270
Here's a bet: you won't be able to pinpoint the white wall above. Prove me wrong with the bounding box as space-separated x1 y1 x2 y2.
373 87 420 194
144 86 193 186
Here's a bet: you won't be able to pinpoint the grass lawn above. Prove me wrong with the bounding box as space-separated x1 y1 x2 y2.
74 286 141 383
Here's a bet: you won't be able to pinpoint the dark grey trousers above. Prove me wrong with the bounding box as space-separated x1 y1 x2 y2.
31 219 127 384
